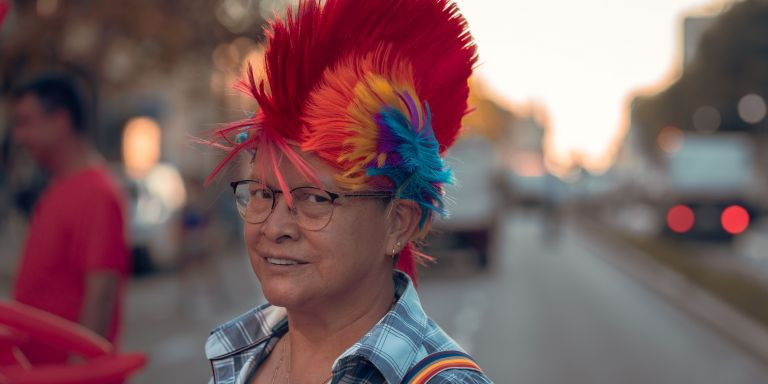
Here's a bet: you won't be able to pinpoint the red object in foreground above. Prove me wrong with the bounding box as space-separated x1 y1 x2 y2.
0 1 9 27
667 205 695 233
0 300 146 384
721 205 750 235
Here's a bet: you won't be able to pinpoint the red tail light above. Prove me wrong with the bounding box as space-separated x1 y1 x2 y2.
667 205 695 233
721 205 750 235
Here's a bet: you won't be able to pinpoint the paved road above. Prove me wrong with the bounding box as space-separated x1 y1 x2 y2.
122 210 768 383
419 211 768 384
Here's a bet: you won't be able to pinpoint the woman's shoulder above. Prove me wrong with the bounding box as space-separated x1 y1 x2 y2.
403 345 493 384
428 368 494 383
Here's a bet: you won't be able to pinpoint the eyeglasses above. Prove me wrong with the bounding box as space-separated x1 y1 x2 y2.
230 180 393 231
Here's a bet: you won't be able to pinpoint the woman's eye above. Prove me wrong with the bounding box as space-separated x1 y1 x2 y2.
251 189 272 200
308 194 330 203
298 191 330 204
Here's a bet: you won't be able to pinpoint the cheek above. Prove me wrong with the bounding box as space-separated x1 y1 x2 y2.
243 223 262 253
319 209 388 269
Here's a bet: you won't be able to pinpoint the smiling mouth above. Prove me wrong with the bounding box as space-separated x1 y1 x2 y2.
265 257 307 266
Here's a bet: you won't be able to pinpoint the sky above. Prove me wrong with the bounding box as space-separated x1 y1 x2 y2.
453 0 735 174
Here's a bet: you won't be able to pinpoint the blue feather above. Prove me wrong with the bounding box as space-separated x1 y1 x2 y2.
368 102 453 227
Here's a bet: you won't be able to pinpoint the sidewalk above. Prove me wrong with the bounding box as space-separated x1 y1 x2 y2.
122 246 264 384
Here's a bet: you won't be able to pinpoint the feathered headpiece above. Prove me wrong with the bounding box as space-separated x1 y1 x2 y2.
206 0 476 282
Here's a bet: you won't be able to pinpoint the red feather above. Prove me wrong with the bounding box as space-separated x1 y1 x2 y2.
258 0 476 149
397 245 419 288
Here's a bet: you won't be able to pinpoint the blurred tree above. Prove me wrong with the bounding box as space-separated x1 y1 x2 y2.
0 0 267 94
635 0 768 139
461 79 516 141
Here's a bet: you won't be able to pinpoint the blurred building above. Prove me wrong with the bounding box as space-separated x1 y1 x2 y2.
682 16 716 68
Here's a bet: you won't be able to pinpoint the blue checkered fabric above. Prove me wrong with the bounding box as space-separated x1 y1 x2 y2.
205 271 492 383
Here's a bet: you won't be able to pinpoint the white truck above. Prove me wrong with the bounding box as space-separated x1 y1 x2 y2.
658 132 765 240
427 136 501 268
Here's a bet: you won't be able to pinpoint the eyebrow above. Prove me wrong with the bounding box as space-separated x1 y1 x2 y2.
250 178 328 192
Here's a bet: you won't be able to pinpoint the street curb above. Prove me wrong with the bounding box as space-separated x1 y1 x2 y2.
578 222 768 367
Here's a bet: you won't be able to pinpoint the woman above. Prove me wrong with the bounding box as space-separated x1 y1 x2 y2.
203 0 491 383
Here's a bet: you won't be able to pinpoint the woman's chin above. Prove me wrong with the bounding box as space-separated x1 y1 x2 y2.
260 280 310 308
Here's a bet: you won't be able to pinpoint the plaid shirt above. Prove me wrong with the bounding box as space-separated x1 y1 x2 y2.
205 271 493 384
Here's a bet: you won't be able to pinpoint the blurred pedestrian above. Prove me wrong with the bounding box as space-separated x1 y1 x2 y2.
11 73 130 364
201 1 492 383
176 176 229 316
541 174 563 246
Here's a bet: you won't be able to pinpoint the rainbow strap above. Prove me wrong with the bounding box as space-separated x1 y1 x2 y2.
401 350 483 384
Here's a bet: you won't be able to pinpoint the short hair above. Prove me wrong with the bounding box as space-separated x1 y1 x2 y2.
14 73 90 135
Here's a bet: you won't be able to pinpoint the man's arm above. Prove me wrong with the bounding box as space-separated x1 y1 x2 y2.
79 270 120 338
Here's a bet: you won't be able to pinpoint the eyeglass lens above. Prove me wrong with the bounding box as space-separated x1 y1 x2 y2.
233 181 334 230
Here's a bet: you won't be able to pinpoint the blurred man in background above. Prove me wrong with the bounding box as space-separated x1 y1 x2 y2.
11 73 130 364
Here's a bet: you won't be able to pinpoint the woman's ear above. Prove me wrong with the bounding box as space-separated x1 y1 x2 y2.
387 200 422 255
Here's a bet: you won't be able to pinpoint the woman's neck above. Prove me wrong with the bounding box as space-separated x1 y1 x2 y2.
284 272 395 382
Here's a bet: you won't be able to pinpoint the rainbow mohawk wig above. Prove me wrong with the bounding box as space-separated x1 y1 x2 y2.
207 0 477 281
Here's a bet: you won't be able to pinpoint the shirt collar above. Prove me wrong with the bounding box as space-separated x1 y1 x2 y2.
205 270 429 384
205 303 287 360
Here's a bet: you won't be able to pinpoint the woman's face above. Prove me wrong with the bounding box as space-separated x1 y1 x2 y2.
243 153 394 309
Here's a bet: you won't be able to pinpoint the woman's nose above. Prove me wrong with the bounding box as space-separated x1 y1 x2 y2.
260 193 300 242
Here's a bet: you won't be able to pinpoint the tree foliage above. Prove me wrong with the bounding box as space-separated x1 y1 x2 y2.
635 0 768 137
0 1 267 94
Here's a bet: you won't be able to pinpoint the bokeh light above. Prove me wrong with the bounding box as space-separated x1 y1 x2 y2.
123 116 161 179
216 0 258 33
657 125 684 154
667 204 695 233
721 205 750 235
692 106 721 133
737 93 767 124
